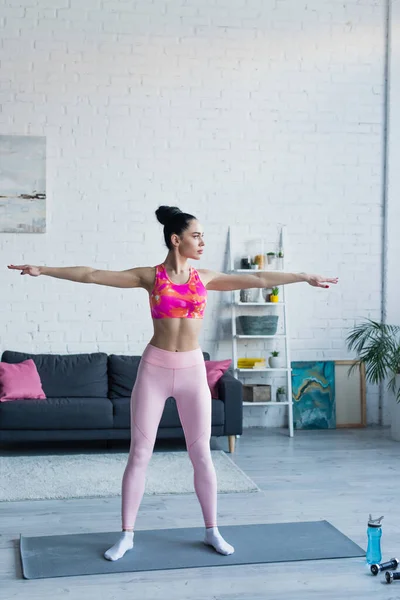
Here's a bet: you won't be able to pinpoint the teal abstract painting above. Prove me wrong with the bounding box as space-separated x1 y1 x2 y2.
291 361 336 429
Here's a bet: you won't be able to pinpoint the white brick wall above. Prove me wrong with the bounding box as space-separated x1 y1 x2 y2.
0 0 387 425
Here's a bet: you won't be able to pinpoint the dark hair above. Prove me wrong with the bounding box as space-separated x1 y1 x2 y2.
155 205 196 250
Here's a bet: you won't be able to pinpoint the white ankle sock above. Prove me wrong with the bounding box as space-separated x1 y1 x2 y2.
204 526 234 555
104 531 134 561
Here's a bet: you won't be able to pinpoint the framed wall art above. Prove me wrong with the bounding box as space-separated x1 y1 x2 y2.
0 135 46 233
291 361 336 430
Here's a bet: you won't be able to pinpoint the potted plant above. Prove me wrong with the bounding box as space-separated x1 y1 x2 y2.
266 252 276 267
250 260 259 270
269 351 284 368
270 287 279 302
276 386 286 402
346 318 400 440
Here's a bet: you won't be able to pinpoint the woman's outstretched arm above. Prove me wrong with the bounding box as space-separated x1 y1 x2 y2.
200 269 338 291
7 264 147 288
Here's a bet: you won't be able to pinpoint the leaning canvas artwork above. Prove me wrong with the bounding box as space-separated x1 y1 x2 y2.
0 135 46 233
291 361 336 429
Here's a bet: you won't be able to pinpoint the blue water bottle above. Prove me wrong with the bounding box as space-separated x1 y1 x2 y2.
366 514 384 564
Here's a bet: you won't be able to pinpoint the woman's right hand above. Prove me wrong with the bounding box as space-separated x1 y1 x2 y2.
7 264 41 276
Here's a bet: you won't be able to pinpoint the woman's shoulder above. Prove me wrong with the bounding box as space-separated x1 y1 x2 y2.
195 267 216 287
133 265 159 292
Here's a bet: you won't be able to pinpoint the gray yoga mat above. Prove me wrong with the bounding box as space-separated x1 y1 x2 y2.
20 521 365 579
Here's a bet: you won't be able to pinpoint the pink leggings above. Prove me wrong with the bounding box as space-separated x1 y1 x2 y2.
121 343 217 530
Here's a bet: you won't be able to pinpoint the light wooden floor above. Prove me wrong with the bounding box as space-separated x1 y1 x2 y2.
1 427 399 600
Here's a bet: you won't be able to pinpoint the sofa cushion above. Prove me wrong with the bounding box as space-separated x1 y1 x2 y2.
111 396 225 429
108 355 141 399
1 352 108 398
110 397 131 428
0 397 113 430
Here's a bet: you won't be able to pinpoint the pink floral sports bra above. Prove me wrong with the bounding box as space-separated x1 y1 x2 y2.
149 264 207 319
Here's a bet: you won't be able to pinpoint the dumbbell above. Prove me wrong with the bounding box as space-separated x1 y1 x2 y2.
370 558 399 576
385 571 400 584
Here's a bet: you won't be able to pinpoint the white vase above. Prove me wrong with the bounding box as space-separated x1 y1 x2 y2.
269 357 284 368
255 288 264 303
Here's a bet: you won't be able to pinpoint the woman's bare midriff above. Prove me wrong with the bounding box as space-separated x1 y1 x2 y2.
149 318 203 352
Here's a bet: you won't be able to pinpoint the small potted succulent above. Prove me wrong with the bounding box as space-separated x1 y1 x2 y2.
250 259 259 270
276 386 286 402
269 351 284 368
270 287 279 302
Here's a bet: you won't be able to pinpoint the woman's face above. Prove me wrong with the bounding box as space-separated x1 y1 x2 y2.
172 219 205 260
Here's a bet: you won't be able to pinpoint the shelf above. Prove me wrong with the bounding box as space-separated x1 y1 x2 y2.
243 401 289 406
237 367 291 372
228 224 293 437
232 269 285 273
236 334 286 339
236 302 286 306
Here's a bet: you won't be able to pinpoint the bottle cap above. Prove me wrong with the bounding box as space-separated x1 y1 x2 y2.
368 514 384 527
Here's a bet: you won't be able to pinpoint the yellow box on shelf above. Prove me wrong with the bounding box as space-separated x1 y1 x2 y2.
237 358 266 369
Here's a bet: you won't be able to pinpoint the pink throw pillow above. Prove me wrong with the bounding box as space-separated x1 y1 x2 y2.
0 359 46 402
205 359 232 399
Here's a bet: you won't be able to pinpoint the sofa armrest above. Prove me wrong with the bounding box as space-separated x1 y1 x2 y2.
217 372 243 436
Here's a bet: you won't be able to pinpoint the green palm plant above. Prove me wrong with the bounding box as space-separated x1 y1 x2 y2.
346 318 400 402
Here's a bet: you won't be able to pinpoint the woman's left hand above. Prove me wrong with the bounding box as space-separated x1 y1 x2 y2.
305 274 339 289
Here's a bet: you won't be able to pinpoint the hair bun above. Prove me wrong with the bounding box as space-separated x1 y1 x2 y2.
155 205 182 226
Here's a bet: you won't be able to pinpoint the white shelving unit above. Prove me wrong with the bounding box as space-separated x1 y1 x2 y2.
228 226 294 437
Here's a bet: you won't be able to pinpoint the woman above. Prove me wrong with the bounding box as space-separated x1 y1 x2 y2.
8 205 338 561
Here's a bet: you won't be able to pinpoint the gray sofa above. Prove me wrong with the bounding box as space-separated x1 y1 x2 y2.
0 350 243 452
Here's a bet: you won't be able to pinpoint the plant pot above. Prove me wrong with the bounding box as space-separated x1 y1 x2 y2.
270 295 279 303
277 393 287 403
253 287 264 303
269 357 285 368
